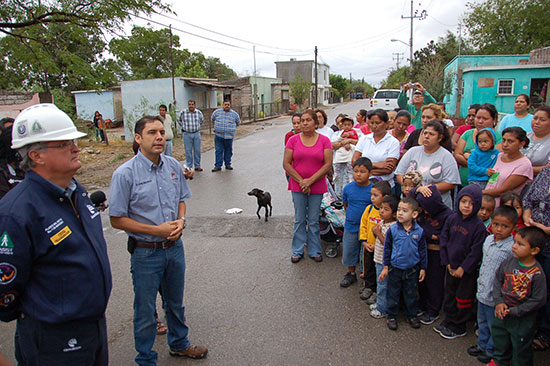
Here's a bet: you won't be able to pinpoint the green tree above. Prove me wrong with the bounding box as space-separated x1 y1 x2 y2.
329 74 350 98
380 67 410 89
463 0 550 54
290 74 310 107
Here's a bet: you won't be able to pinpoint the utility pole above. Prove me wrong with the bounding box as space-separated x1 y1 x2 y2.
314 46 318 108
455 23 463 118
169 25 176 108
401 0 427 78
253 45 257 120
392 52 404 69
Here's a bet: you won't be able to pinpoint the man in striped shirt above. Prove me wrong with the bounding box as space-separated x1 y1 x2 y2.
178 100 204 171
211 100 240 172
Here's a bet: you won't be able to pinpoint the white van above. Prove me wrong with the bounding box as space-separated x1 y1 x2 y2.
368 89 400 111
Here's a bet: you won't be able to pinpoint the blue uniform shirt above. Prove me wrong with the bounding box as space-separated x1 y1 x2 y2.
0 171 112 323
109 151 191 242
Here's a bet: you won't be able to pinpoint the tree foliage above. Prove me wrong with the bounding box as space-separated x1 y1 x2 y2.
380 67 410 89
463 0 550 54
329 74 350 98
290 74 310 106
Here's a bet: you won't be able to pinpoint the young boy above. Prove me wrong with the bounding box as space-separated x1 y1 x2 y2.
487 226 547 366
410 185 453 325
358 180 392 303
467 128 498 189
479 194 496 230
467 206 518 363
340 157 373 288
437 184 487 339
380 197 427 330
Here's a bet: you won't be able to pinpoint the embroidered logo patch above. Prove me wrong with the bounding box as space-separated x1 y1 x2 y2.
0 263 16 285
0 232 14 256
0 291 17 306
86 204 99 219
63 338 82 352
50 226 72 246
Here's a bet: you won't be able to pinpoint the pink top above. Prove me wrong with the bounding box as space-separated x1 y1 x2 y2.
485 153 533 205
455 124 472 137
285 133 332 194
406 124 416 134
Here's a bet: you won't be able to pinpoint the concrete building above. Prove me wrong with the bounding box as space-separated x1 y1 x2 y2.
275 59 331 106
443 48 550 118
221 76 286 118
0 91 52 119
72 87 122 122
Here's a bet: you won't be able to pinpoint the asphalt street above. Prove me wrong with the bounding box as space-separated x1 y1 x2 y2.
0 100 546 365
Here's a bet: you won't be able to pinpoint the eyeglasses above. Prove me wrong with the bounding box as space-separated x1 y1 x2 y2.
36 140 78 151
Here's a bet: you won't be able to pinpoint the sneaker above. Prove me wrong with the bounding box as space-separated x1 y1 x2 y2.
370 309 385 319
420 313 440 325
359 288 373 300
369 303 377 310
358 285 366 294
408 317 421 329
291 256 302 263
477 352 492 363
169 345 208 359
467 345 484 357
433 324 448 335
387 318 398 330
440 327 467 340
366 292 377 305
340 272 357 287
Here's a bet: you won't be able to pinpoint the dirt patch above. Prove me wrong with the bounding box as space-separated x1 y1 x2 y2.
75 121 273 189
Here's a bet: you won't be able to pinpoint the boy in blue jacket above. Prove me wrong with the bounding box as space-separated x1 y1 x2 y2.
467 128 498 189
379 197 427 331
436 184 487 339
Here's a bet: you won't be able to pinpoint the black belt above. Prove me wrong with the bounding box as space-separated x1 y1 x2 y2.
182 130 199 133
135 240 175 249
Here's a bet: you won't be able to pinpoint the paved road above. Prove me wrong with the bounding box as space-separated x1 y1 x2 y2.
1 100 546 365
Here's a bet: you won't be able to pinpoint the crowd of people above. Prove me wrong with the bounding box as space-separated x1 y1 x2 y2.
283 87 550 366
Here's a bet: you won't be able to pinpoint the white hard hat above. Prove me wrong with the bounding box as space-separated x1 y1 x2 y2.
11 104 87 149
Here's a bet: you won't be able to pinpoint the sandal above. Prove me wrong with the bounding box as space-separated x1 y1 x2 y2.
156 320 168 335
532 334 550 351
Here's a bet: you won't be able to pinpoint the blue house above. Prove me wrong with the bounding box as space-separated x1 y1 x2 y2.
443 47 550 118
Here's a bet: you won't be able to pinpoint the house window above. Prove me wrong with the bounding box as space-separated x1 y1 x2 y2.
498 79 514 95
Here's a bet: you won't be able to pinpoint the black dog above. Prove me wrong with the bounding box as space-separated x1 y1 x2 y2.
248 188 272 222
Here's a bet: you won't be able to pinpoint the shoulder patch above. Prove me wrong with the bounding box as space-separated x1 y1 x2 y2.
50 226 72 246
0 263 17 285
0 232 14 256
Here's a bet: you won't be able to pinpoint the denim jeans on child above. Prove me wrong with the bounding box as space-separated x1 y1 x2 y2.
183 131 202 168
375 262 388 315
291 192 323 258
342 229 361 267
333 162 352 200
386 265 420 319
477 302 495 356
214 135 233 168
131 239 190 366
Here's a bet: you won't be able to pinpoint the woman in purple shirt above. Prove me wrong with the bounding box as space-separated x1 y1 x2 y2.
284 110 333 263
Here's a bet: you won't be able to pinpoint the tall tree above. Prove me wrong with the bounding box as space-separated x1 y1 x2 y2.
329 74 350 98
380 67 409 89
290 74 310 107
463 0 550 54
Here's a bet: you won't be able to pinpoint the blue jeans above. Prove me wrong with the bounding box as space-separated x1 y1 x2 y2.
164 140 173 156
291 192 323 258
214 135 233 168
375 263 388 315
342 229 361 267
386 265 420 319
130 240 190 366
478 302 495 356
183 131 201 168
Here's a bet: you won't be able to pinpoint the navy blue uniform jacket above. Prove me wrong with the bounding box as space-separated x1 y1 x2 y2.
0 171 112 323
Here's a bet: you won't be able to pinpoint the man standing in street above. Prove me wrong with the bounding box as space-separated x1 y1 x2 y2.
159 104 174 156
0 104 112 365
109 116 207 365
211 100 240 172
178 100 204 171
397 82 437 130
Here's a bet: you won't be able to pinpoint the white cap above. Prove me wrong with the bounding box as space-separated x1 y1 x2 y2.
11 104 87 149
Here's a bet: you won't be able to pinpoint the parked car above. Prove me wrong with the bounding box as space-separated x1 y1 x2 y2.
355 92 364 99
368 89 400 111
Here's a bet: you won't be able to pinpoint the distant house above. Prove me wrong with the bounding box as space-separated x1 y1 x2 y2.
275 59 331 106
0 91 52 119
72 87 122 122
443 47 550 118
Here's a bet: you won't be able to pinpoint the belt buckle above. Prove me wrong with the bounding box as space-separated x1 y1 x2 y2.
160 241 170 249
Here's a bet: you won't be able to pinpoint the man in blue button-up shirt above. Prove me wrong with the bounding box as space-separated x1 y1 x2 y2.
110 116 207 364
211 100 240 172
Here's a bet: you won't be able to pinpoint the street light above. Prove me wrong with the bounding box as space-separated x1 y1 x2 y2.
391 38 412 69
391 38 409 47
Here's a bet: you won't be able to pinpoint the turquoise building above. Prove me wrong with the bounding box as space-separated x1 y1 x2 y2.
443 48 550 118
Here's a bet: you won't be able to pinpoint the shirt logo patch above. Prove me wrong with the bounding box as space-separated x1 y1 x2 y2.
86 204 99 219
0 290 17 306
0 232 14 256
50 226 72 246
413 234 419 239
45 218 64 234
0 263 16 285
63 338 82 352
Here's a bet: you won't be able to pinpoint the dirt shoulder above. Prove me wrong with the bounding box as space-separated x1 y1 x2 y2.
75 120 275 190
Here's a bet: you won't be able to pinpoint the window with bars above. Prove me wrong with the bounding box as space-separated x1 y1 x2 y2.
498 79 514 95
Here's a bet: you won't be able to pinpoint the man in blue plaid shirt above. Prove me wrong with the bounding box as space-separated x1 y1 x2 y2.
178 100 204 171
211 100 240 172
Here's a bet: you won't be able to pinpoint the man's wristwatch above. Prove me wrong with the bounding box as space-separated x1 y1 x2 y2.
178 217 185 221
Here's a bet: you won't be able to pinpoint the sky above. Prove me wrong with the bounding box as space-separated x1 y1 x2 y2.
132 0 480 86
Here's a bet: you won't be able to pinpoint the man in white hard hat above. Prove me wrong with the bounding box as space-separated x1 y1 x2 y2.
0 104 112 365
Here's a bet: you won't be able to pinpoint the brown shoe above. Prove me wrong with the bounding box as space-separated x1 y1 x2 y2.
195 168 203 172
169 344 208 359
211 167 221 172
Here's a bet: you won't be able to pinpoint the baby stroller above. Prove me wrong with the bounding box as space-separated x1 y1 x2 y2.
319 182 345 258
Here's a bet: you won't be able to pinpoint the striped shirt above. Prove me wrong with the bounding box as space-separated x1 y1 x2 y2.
211 108 240 139
476 234 514 306
178 109 204 133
